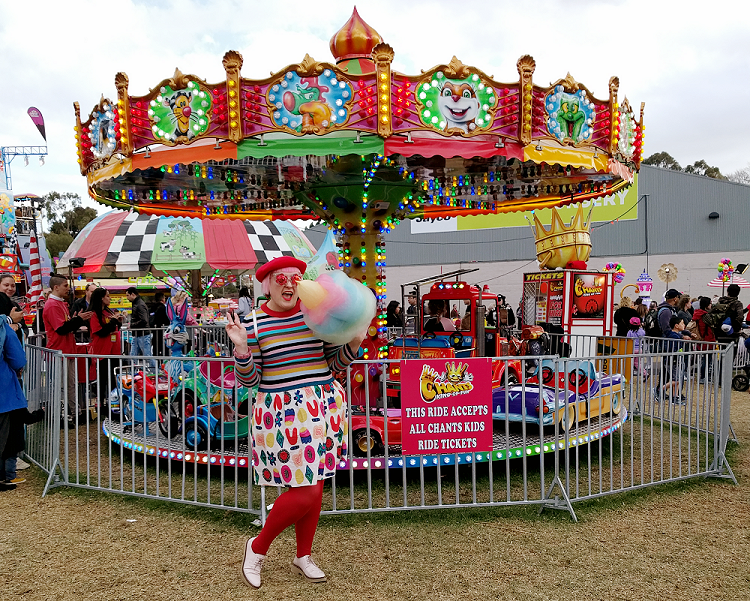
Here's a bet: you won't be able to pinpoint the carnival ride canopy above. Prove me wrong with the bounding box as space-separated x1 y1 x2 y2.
74 8 644 227
57 210 315 278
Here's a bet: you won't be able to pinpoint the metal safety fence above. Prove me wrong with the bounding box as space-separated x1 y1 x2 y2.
21 339 736 523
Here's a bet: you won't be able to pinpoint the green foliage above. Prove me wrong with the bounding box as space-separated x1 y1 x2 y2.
40 191 97 256
45 231 74 258
643 152 726 179
683 159 726 180
642 151 681 170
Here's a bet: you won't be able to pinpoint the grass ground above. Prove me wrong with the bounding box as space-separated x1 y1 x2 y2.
1 391 748 601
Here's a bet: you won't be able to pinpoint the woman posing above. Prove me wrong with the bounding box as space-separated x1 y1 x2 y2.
225 257 363 588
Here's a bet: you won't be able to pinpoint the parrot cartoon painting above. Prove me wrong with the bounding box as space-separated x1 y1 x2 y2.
283 79 333 134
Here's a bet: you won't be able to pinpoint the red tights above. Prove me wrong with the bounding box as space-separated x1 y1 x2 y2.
251 480 324 557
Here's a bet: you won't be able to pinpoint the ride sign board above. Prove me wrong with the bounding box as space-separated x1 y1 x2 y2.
570 272 607 319
401 358 492 455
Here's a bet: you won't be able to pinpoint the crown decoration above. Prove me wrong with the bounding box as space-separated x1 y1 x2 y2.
445 361 469 382
532 205 592 270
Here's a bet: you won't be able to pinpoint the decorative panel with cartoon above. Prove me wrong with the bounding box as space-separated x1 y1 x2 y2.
148 81 212 145
267 69 353 135
545 86 596 144
89 101 119 160
416 73 497 134
79 99 120 164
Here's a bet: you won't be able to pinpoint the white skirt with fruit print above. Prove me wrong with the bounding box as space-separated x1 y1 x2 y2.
251 379 348 487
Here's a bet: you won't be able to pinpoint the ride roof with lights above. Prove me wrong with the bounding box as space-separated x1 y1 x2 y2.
74 7 644 223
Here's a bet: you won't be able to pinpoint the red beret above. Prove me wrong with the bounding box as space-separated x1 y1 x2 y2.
255 256 307 282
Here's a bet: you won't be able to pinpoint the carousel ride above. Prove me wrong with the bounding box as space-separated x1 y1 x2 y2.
77 8 641 469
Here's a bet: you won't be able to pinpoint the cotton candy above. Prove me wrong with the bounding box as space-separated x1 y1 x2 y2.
297 270 376 345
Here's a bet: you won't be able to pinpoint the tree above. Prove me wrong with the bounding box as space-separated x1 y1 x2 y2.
727 165 750 185
642 152 681 171
45 232 74 258
683 159 726 180
643 152 727 180
40 191 97 256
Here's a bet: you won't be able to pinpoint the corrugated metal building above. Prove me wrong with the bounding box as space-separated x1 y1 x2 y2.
305 165 750 305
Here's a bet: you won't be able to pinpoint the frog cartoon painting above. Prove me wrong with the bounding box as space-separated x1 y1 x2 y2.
556 93 586 141
545 85 595 144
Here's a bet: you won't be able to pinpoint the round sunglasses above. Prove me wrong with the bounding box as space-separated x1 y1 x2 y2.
274 273 302 286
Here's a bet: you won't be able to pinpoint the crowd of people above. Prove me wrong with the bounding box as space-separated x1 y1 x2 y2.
0 272 199 432
612 284 747 405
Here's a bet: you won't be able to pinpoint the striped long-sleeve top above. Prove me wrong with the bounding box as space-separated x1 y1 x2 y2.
235 301 358 393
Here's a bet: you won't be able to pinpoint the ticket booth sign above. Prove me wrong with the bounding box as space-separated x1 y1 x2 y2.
401 358 492 455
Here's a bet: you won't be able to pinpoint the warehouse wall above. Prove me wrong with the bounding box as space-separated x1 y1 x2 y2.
304 166 750 307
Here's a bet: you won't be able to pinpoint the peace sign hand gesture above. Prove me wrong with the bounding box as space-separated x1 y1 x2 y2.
225 312 249 356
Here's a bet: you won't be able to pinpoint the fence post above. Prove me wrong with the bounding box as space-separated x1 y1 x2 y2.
708 345 737 483
539 354 578 522
42 350 66 496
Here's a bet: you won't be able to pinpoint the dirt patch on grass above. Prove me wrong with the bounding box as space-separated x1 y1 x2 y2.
1 391 748 601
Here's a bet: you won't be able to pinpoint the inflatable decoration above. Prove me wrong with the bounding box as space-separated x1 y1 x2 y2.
532 206 592 270
718 258 734 283
297 270 377 345
604 262 626 283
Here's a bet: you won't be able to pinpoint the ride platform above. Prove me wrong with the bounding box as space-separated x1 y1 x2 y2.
102 409 627 471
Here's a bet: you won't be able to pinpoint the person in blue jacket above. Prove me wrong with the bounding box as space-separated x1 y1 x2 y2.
0 294 30 491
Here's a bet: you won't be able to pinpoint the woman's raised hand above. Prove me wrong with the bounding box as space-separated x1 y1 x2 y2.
225 312 249 355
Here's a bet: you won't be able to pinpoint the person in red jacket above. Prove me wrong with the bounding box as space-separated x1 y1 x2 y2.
43 275 92 427
692 296 716 382
89 287 123 407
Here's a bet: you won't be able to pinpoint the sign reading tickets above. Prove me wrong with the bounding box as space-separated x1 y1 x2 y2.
401 358 492 454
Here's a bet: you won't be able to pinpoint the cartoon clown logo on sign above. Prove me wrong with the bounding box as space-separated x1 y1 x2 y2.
419 362 474 403
417 72 497 134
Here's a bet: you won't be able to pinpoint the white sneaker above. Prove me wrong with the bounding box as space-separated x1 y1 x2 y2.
292 555 327 583
241 537 265 588
16 459 30 470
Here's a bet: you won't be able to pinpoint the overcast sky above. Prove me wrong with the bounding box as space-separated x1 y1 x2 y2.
1 0 748 213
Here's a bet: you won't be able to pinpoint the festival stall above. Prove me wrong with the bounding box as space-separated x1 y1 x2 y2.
58 210 315 300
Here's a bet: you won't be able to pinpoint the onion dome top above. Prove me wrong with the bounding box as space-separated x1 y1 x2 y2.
329 7 383 63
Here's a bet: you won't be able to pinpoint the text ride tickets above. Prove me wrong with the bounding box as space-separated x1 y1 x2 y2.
401 358 492 455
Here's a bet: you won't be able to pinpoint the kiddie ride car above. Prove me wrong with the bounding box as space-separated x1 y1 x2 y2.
167 358 255 449
349 269 528 456
113 367 178 437
492 358 624 431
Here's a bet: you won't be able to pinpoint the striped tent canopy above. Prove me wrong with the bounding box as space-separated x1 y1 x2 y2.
707 275 750 289
57 211 316 277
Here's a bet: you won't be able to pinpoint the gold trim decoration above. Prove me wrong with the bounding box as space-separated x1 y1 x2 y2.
517 55 536 145
372 43 394 138
223 51 244 143
115 72 132 155
533 205 592 270
608 76 620 155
